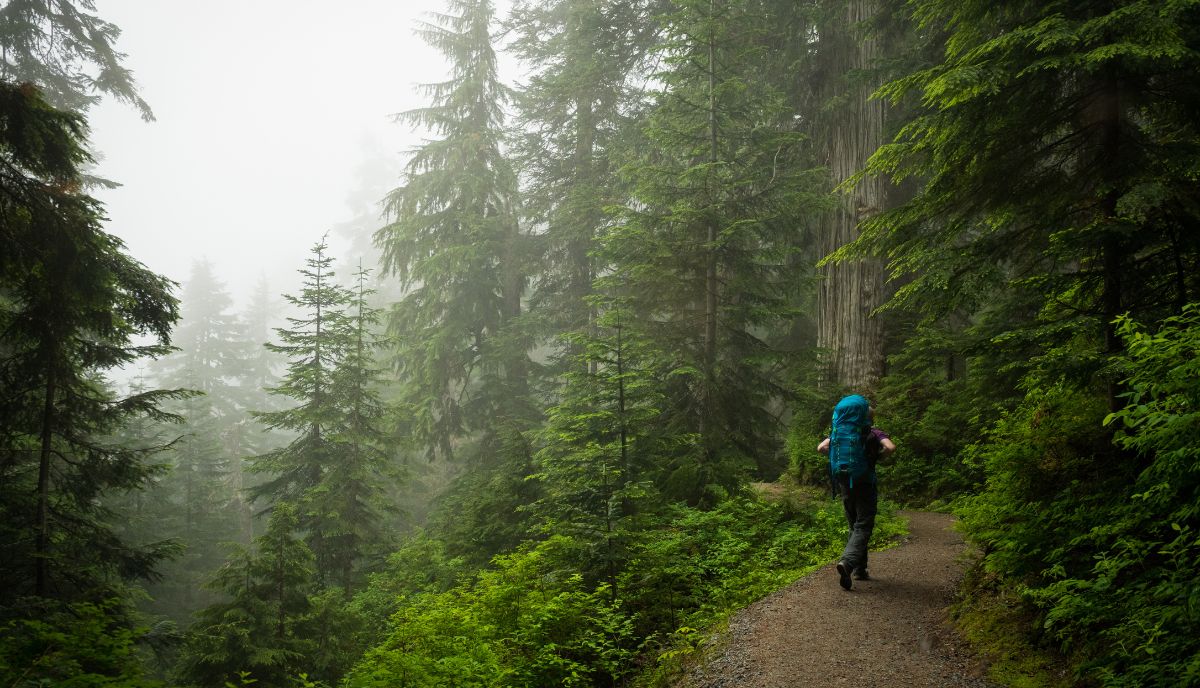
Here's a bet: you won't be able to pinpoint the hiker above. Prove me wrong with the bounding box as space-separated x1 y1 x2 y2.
817 395 895 590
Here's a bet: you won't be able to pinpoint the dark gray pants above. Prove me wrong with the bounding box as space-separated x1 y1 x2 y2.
838 477 878 571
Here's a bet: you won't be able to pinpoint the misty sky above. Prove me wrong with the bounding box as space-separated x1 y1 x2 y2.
89 0 512 307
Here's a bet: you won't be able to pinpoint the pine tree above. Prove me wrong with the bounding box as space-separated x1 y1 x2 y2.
249 243 395 590
226 274 289 542
178 502 316 688
508 0 659 368
0 0 153 118
312 262 393 593
532 307 669 595
249 237 352 583
811 0 898 390
137 262 248 620
375 0 538 561
603 0 826 503
375 0 530 462
0 80 184 603
851 0 1200 407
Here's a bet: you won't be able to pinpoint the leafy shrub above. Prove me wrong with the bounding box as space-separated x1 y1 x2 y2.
346 536 637 688
959 304 1200 686
348 494 902 687
0 599 160 688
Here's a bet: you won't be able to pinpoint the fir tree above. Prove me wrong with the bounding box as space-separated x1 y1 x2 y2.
250 237 350 507
0 80 184 603
532 307 669 595
508 0 659 369
249 237 352 583
851 0 1200 408
178 502 317 688
376 0 537 561
0 0 153 118
604 0 826 503
139 262 248 620
375 0 530 462
250 243 394 590
312 262 393 593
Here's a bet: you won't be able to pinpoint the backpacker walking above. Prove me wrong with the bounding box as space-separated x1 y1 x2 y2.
817 394 895 590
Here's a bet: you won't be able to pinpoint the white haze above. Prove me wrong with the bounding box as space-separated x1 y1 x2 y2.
90 0 513 313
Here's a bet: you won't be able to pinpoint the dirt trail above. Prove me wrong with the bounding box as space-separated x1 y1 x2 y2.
679 511 994 688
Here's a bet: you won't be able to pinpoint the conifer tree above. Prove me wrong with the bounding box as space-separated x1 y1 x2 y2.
852 0 1200 407
0 0 153 118
604 0 825 502
139 262 248 619
250 242 394 589
375 0 530 462
0 80 184 603
178 502 317 688
226 275 288 541
508 0 659 367
249 238 352 581
811 0 896 390
533 306 669 594
250 237 350 503
312 263 392 592
376 0 537 561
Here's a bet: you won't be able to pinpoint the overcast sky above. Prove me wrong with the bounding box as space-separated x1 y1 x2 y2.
89 0 513 308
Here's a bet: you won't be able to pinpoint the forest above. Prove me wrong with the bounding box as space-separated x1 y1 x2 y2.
1 0 1198 686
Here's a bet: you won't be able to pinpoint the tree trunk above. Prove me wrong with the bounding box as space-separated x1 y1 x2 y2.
35 372 56 597
815 0 889 392
702 0 720 451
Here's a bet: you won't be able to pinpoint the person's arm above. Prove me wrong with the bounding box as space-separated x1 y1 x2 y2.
817 437 830 455
880 437 896 455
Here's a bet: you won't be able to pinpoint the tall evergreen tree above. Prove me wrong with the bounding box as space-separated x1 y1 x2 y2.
604 0 825 502
376 0 537 561
249 237 351 582
0 0 153 118
851 0 1200 405
508 0 659 369
312 262 392 592
532 307 669 595
138 262 247 620
250 242 394 590
848 1 1200 682
375 0 529 462
178 502 317 688
0 80 183 603
811 0 898 390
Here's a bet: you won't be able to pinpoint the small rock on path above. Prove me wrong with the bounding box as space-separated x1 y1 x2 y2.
679 511 994 688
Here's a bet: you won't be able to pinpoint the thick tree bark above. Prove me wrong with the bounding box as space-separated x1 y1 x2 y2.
816 0 889 392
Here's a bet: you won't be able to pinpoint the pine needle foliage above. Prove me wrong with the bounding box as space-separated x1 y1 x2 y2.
249 240 394 590
507 0 661 365
375 0 531 464
848 0 1200 394
0 0 153 118
0 80 185 604
605 0 827 504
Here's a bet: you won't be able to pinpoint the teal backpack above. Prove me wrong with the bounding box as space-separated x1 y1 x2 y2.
828 394 872 489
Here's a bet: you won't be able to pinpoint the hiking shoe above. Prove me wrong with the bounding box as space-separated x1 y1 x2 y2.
836 561 853 590
853 567 870 581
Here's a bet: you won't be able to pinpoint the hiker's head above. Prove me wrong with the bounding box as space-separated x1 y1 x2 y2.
868 406 875 423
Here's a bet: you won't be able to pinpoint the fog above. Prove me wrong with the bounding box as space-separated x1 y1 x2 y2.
89 0 509 307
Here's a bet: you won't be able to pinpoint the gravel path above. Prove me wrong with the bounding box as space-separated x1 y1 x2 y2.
678 511 995 688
